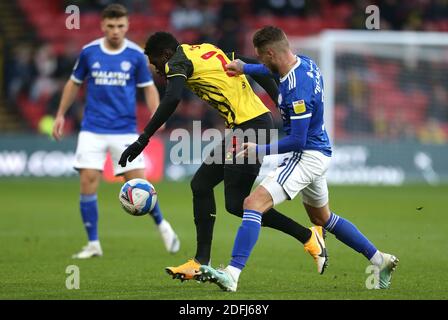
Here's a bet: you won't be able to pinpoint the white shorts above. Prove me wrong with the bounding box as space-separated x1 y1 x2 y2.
74 131 145 176
260 150 331 208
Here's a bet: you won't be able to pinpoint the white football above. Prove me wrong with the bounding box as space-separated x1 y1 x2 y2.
119 178 158 216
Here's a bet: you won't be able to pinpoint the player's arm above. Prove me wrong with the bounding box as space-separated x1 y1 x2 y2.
234 54 279 105
118 76 185 167
119 46 193 167
53 49 87 140
226 58 273 78
257 91 313 155
238 115 311 159
142 84 160 114
52 79 81 141
243 63 273 77
257 115 311 155
138 54 160 114
140 76 185 139
256 75 314 155
241 82 314 157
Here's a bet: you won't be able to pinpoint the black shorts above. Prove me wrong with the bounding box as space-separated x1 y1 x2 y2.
205 112 275 175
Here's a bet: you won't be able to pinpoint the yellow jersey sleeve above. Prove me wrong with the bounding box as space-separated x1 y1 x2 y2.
165 46 194 79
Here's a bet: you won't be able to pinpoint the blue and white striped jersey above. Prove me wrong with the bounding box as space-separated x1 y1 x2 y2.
276 55 331 156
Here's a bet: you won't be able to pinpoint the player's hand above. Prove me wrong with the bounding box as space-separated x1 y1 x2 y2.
118 134 149 167
225 59 245 77
236 142 257 159
52 115 65 141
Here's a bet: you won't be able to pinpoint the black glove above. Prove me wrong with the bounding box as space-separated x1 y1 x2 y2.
119 133 149 167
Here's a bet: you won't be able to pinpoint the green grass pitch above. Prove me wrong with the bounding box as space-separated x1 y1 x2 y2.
1 178 447 300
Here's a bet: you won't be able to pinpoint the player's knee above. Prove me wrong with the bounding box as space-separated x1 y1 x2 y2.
80 171 100 193
243 195 258 211
190 174 208 195
225 198 243 217
304 202 331 227
309 215 326 226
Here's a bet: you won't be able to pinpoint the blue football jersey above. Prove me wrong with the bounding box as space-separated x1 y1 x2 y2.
277 55 332 156
71 38 154 134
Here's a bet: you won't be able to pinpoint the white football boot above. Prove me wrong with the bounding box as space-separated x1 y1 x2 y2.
72 241 103 259
376 253 399 289
200 265 238 292
158 220 180 254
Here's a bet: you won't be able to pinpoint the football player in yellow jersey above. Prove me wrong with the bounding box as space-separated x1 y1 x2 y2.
119 32 328 280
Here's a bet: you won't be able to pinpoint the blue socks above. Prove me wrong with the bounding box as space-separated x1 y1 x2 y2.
149 202 164 225
80 194 99 241
325 212 377 260
79 194 164 243
228 209 378 270
230 210 262 270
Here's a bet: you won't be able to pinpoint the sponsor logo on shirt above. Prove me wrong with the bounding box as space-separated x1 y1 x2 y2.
91 70 130 86
121 61 131 72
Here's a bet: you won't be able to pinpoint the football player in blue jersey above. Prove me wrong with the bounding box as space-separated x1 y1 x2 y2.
52 4 179 259
200 26 398 291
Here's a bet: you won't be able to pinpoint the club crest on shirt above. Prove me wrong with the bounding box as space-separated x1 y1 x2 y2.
121 61 131 72
293 100 306 114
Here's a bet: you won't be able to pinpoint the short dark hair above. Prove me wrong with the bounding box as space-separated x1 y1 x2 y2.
253 26 287 50
145 32 179 57
101 4 128 20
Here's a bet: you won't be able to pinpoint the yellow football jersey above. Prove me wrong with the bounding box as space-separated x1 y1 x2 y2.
164 43 269 128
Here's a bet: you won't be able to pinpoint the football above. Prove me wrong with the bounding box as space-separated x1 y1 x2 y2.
119 178 158 216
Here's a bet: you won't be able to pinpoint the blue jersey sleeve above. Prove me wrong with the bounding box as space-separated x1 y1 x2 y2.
257 117 311 155
243 64 274 77
136 54 154 87
71 49 88 84
257 70 314 155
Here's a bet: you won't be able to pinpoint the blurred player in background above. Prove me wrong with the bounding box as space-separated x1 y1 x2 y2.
200 26 399 291
119 31 328 280
52 4 180 259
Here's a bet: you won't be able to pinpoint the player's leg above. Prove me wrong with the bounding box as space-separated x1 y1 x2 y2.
221 125 271 279
223 168 312 244
201 152 328 291
122 169 180 254
165 160 224 281
269 150 333 274
79 168 102 241
302 175 399 289
201 185 275 292
72 131 106 259
303 185 378 261
165 137 225 281
224 113 312 244
257 155 328 275
111 134 180 254
75 168 103 259
191 160 224 264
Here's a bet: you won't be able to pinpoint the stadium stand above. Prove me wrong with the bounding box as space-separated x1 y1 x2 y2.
1 0 447 142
